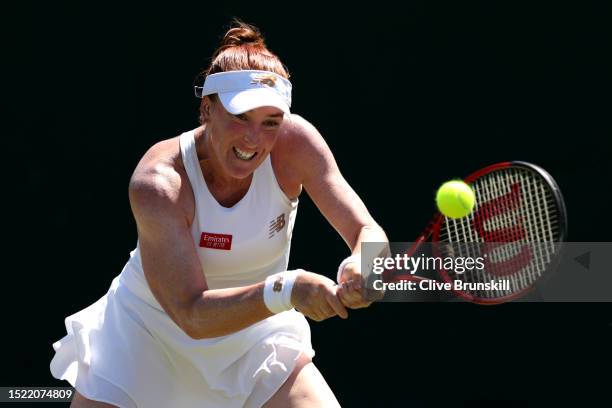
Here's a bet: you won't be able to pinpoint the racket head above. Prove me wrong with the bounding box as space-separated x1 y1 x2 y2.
430 161 567 304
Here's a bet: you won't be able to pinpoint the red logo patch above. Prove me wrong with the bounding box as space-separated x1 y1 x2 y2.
199 232 232 250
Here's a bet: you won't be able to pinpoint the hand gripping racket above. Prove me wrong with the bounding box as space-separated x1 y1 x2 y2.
376 161 567 304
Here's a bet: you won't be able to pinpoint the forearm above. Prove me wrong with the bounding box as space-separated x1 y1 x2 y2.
339 224 390 282
181 282 274 339
351 224 389 255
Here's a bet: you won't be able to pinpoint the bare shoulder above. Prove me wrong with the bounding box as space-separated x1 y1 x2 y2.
129 135 195 227
274 114 339 184
277 114 327 153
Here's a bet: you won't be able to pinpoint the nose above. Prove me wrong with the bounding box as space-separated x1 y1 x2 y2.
243 125 261 147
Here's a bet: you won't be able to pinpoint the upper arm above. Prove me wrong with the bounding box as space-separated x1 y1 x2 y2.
286 115 378 248
128 163 206 335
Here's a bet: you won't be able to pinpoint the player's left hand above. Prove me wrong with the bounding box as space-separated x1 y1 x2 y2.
336 263 373 309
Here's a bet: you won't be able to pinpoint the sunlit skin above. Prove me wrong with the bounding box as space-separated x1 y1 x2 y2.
197 96 285 195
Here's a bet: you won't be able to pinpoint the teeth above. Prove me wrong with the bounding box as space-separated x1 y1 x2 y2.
233 147 256 160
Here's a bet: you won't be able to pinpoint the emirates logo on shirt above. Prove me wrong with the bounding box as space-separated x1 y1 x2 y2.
199 232 232 250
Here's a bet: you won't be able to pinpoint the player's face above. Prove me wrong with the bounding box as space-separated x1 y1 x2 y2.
205 99 284 180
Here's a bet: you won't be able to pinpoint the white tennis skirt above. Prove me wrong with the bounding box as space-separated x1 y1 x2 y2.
50 273 314 408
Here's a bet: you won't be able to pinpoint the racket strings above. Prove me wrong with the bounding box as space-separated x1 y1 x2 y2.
441 171 521 298
477 171 528 297
505 170 547 293
516 170 555 281
438 167 562 300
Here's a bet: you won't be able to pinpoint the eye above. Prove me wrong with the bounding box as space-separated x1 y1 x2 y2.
264 120 280 128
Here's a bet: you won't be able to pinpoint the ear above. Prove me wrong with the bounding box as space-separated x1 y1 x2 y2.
199 97 213 123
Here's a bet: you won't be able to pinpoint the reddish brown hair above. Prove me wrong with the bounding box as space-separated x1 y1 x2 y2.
206 20 289 78
198 19 290 124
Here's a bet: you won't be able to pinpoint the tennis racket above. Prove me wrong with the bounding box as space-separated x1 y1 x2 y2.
373 161 567 304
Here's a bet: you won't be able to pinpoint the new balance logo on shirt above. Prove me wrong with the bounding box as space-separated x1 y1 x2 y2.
269 213 286 238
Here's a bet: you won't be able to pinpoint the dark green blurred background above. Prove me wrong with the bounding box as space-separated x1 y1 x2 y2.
5 1 612 406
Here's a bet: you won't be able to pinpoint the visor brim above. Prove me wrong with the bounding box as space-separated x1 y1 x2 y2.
218 88 290 115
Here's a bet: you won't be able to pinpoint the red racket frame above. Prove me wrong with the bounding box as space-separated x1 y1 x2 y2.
381 161 567 304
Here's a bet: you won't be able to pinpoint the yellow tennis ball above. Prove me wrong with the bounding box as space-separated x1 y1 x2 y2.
436 180 476 219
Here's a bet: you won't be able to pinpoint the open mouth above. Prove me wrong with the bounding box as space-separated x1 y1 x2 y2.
233 146 257 161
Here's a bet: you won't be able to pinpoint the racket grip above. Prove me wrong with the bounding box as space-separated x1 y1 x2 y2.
361 271 386 302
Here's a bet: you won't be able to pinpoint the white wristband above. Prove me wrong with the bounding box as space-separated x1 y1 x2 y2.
337 254 360 283
263 271 298 314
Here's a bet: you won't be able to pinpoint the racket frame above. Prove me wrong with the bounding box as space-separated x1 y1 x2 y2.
384 161 567 304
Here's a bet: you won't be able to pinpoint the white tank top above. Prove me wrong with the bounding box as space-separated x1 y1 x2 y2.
119 129 299 306
51 130 311 408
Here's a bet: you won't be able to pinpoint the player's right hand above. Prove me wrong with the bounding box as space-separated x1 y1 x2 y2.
290 270 349 322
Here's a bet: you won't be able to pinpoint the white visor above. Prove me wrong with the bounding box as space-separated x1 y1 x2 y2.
195 70 292 115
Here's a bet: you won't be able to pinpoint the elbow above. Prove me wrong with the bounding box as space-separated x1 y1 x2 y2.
171 300 202 340
183 324 218 340
184 328 205 340
179 317 212 340
177 309 207 340
179 319 200 340
176 303 215 340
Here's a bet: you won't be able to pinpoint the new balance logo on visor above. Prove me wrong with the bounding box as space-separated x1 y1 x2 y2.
200 232 232 250
269 214 286 238
251 74 277 87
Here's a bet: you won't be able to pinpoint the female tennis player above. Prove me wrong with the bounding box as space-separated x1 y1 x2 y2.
50 20 388 408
